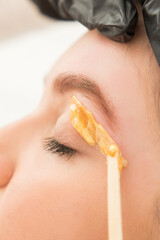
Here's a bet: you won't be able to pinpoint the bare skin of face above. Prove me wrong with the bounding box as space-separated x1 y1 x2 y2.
0 7 160 240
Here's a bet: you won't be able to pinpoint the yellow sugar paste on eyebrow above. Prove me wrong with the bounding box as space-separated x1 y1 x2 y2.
70 96 127 173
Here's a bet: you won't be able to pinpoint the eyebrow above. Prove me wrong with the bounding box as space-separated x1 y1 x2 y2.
53 72 116 126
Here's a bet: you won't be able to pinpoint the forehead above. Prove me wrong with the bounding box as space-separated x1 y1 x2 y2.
47 29 154 145
49 30 142 116
50 29 140 93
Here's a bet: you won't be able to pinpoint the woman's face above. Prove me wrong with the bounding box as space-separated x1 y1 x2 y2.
0 27 160 240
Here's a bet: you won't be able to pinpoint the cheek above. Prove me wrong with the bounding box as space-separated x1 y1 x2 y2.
0 157 108 240
121 153 160 239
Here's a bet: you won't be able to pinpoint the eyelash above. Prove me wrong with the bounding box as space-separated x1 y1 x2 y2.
43 137 77 159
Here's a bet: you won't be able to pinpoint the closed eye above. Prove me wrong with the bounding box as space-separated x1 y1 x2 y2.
43 137 77 159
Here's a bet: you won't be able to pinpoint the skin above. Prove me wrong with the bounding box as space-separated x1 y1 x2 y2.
0 8 160 240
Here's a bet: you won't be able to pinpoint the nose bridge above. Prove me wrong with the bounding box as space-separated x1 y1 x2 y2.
0 114 41 150
0 115 39 189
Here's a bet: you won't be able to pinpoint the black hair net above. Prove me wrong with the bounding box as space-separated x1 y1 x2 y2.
31 0 160 65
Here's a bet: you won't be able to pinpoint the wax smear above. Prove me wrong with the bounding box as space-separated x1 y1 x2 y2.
70 96 127 172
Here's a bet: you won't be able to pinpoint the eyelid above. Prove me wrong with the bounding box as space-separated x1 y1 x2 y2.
43 137 77 159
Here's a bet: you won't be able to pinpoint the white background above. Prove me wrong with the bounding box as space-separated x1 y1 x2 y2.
0 17 86 127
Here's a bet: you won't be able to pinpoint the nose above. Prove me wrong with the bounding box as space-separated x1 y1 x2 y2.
0 122 19 189
0 108 52 193
0 122 22 190
0 154 14 187
0 114 39 190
